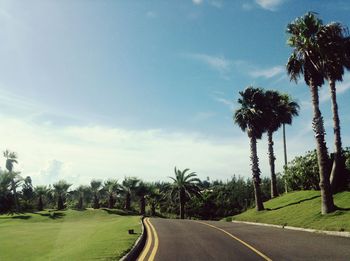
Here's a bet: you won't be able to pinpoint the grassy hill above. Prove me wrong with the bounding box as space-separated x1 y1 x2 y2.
231 190 350 232
0 209 141 260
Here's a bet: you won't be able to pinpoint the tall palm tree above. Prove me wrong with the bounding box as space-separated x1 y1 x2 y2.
53 180 71 210
234 87 268 211
279 94 300 193
3 150 20 212
34 185 50 211
169 167 201 219
104 179 120 209
121 177 140 211
264 90 284 198
90 180 102 209
286 12 335 214
318 22 350 192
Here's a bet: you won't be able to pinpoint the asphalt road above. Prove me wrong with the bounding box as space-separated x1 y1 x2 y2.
138 218 350 261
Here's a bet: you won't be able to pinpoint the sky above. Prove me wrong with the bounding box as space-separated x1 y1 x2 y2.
1 0 350 186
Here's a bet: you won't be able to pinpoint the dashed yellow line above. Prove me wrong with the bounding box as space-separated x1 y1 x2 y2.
195 221 272 261
138 218 159 261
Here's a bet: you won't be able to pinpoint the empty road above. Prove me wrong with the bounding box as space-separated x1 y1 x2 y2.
138 218 350 261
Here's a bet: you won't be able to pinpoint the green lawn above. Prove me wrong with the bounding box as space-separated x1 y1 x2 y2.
0 209 141 260
231 190 350 232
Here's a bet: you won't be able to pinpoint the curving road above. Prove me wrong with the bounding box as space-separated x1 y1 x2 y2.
138 218 350 261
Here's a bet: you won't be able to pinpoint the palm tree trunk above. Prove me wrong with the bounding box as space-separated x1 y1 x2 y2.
38 195 43 211
57 195 64 210
179 189 185 219
268 130 278 198
108 194 114 209
310 83 335 214
78 196 83 210
329 79 346 192
151 203 156 216
93 194 99 209
11 178 19 212
125 192 131 210
140 196 145 215
249 132 264 211
283 123 288 193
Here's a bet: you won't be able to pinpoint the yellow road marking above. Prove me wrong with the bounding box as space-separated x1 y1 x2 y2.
148 219 159 261
138 218 153 261
195 221 272 261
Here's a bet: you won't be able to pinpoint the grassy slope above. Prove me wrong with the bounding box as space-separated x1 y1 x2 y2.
0 209 141 260
231 190 350 232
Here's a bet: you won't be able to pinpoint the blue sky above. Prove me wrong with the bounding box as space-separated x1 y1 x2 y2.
1 0 350 186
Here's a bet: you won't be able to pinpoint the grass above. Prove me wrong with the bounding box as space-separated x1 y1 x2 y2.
0 208 141 260
231 190 350 232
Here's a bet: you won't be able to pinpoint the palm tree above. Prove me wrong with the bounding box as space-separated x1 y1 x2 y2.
286 12 335 214
75 185 89 210
34 185 50 211
169 167 201 219
104 179 120 209
3 150 20 212
234 87 268 211
53 180 71 210
90 180 102 209
318 22 350 192
264 90 284 198
146 183 163 216
121 177 140 211
279 94 300 193
135 181 149 215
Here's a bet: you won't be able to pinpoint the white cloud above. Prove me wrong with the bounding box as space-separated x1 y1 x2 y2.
214 97 233 109
250 65 284 79
186 53 231 74
255 0 285 11
319 74 350 103
192 0 203 5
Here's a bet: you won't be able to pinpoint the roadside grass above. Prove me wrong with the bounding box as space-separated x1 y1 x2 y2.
0 208 141 260
230 190 350 232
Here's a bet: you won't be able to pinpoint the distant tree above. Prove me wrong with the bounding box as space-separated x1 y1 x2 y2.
0 170 17 213
34 185 50 211
234 87 268 211
135 181 149 215
169 167 201 219
90 180 102 209
286 12 335 214
53 180 72 210
146 183 163 216
75 185 89 210
121 177 140 211
104 179 120 209
3 150 20 212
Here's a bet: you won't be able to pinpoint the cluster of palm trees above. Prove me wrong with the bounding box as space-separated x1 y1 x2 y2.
234 88 299 211
286 12 350 214
235 12 350 214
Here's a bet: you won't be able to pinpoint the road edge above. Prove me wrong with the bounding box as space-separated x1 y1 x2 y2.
232 220 350 238
120 216 147 261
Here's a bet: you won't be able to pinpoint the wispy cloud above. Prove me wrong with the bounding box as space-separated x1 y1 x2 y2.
319 74 350 103
255 0 285 11
249 65 284 79
192 0 203 5
186 53 231 74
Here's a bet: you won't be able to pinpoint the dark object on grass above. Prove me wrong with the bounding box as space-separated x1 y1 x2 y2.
128 229 134 234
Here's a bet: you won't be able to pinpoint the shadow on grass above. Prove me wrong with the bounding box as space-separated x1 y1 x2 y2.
34 212 65 219
11 215 32 220
101 208 138 216
266 195 321 211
